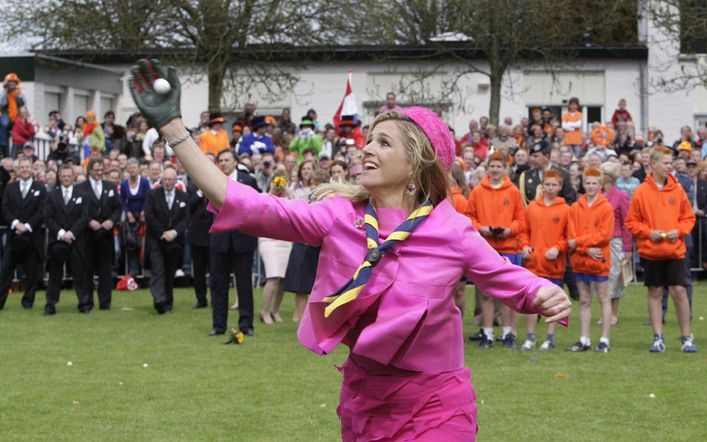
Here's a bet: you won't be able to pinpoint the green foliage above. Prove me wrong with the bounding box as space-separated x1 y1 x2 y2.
0 283 705 441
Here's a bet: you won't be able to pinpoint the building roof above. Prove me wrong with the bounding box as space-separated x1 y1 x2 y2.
38 42 649 64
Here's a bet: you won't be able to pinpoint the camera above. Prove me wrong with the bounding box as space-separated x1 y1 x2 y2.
263 160 272 168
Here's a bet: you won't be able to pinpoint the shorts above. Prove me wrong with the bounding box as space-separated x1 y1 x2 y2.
574 273 609 283
640 258 688 287
607 237 626 299
501 253 524 266
544 277 564 288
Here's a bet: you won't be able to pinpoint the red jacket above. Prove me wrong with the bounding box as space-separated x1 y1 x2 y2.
11 118 35 145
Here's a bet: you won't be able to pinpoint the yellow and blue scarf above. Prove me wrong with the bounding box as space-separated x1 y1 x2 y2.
323 200 433 317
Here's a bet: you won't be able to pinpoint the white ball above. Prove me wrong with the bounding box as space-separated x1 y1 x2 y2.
648 393 655 399
67 361 73 366
143 363 149 368
153 78 171 95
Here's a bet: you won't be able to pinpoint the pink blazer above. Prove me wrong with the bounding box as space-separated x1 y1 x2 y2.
210 179 554 372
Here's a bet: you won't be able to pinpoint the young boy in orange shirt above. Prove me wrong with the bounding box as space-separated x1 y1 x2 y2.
626 146 697 353
519 170 570 351
467 152 526 348
566 167 615 353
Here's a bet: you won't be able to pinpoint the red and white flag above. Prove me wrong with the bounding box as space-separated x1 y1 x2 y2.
333 70 358 129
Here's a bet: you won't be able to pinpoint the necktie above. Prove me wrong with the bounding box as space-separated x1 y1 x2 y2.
166 192 173 210
21 182 28 199
322 200 433 317
93 180 101 199
64 188 70 205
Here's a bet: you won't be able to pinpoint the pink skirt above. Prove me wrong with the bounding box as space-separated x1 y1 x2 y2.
338 355 478 441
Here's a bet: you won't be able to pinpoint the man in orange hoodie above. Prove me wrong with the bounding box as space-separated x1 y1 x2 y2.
467 152 525 348
626 146 697 353
519 170 570 352
566 167 615 353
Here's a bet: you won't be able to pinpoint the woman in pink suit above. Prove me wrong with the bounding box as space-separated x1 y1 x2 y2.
129 59 571 441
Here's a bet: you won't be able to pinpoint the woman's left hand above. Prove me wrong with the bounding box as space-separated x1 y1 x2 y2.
533 286 572 323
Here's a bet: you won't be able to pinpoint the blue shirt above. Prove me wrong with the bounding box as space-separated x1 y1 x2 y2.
237 133 274 156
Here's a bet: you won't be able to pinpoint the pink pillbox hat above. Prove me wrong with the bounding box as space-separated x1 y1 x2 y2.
402 106 455 170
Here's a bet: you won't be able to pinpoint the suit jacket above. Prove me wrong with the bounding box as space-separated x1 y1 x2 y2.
76 179 122 244
2 180 47 257
44 186 90 256
186 182 212 247
210 170 260 254
144 187 189 268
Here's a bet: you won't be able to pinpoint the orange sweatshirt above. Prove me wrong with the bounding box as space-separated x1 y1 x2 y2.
625 174 696 260
568 194 614 276
467 176 525 253
451 187 472 220
520 196 570 279
199 129 230 155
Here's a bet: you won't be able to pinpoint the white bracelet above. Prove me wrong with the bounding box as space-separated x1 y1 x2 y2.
167 132 191 149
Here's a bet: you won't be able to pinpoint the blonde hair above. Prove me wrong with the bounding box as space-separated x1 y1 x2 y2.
600 162 620 182
313 111 449 206
650 146 673 164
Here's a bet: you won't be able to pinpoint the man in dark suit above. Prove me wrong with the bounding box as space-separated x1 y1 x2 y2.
144 166 189 314
209 148 259 336
75 157 122 310
187 179 212 308
43 164 90 315
0 157 47 310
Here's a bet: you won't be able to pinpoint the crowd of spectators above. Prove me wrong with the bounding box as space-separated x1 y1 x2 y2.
0 70 704 349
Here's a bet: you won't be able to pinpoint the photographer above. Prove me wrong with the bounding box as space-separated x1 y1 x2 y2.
255 152 275 192
47 134 72 164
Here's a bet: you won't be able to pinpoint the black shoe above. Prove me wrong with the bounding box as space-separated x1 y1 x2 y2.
468 328 485 341
165 304 173 312
477 335 494 349
502 333 517 349
565 341 591 352
78 307 92 314
207 329 225 336
595 341 610 353
192 302 208 309
44 306 56 316
155 303 167 314
21 303 33 310
99 305 111 310
241 328 254 337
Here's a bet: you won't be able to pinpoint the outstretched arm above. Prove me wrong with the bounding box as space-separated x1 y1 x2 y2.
128 59 228 210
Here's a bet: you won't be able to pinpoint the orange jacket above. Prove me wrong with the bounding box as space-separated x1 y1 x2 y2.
568 194 614 276
199 129 230 155
467 176 525 253
625 174 696 260
451 187 472 220
520 197 570 279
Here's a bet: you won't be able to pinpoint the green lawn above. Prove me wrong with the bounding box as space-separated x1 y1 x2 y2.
0 283 705 441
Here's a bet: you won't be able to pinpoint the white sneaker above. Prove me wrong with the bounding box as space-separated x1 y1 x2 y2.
520 339 535 352
539 340 555 352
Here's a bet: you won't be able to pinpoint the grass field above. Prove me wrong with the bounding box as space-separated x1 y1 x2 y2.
0 283 705 442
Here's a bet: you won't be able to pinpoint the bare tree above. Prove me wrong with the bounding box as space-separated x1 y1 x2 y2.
3 0 329 113
328 0 638 125
643 0 707 92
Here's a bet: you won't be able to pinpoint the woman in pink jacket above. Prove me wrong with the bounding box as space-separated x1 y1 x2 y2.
129 59 571 441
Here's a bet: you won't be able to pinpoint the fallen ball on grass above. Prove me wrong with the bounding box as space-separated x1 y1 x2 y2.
143 363 149 368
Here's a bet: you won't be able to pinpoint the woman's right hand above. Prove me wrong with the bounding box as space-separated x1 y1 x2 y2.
128 59 182 130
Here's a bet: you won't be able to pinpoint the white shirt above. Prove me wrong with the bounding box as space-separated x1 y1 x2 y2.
142 128 160 158
165 189 175 209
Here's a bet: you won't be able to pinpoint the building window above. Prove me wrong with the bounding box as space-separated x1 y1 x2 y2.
74 94 90 119
44 92 61 115
100 96 115 116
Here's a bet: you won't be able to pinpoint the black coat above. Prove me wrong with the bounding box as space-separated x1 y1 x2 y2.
186 182 212 247
75 179 122 244
2 180 47 257
43 186 90 258
143 187 189 269
210 170 260 254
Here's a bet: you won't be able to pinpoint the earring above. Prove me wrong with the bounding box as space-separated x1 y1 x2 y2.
406 181 417 196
